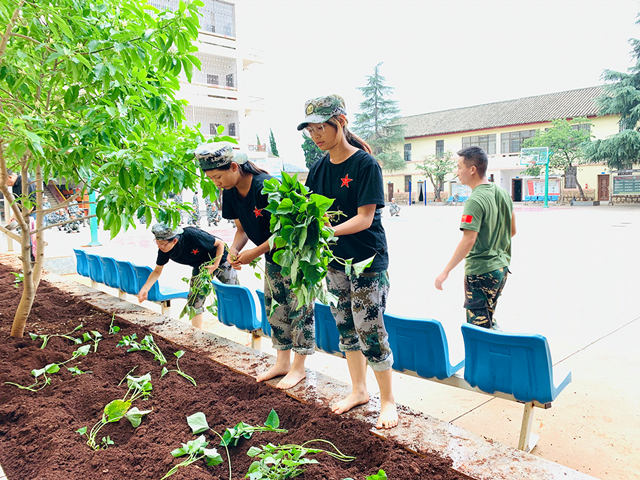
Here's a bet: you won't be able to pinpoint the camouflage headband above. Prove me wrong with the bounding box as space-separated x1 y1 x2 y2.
195 142 247 171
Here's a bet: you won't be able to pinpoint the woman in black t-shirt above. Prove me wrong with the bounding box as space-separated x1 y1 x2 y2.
301 94 397 430
196 142 315 390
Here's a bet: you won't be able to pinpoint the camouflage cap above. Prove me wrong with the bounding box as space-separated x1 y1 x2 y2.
151 223 183 241
296 94 346 131
195 142 248 171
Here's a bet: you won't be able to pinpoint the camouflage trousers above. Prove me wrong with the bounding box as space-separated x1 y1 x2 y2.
463 267 509 330
188 260 238 314
326 267 393 372
264 260 315 355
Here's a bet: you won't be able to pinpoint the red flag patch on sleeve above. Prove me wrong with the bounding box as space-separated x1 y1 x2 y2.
461 214 473 224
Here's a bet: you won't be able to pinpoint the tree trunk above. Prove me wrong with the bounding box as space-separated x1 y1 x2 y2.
33 166 45 288
11 229 35 337
576 179 586 201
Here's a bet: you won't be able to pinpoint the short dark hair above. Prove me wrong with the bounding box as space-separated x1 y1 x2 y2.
457 146 488 178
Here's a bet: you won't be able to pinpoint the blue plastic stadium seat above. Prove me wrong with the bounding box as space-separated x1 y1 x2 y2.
549 195 559 202
132 264 189 303
461 324 572 404
85 253 105 284
524 195 532 202
73 248 90 278
255 289 272 337
385 313 463 380
115 260 139 295
99 256 121 290
314 302 342 355
447 196 454 202
212 279 261 332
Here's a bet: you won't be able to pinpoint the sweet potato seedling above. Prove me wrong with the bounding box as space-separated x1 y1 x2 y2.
161 435 223 480
117 333 167 364
28 323 83 349
4 344 91 391
76 373 153 450
161 350 196 386
82 330 103 352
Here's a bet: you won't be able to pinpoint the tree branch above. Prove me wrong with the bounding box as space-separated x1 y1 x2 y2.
0 0 25 61
9 33 55 52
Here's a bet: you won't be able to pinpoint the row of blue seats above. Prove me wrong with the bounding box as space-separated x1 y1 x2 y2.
73 249 188 314
524 195 559 202
73 251 571 452
446 195 468 203
213 278 571 451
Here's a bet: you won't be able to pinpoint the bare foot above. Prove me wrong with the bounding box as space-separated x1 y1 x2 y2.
331 391 370 414
275 369 306 390
256 363 290 383
376 399 398 429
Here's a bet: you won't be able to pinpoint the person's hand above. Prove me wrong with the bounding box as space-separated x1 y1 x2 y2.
434 271 448 291
230 249 257 270
206 261 221 274
137 288 149 303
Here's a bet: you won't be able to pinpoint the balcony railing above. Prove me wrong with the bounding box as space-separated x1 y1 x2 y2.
248 145 267 152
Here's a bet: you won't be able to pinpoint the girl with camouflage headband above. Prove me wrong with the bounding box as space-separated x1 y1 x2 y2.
301 95 397 430
196 142 316 390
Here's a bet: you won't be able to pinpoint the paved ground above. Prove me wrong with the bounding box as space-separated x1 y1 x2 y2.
2 203 639 480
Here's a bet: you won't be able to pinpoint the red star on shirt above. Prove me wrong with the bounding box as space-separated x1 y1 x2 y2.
254 207 263 217
191 249 199 255
341 174 354 188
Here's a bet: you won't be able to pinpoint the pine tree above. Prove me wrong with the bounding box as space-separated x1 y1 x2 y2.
352 63 405 171
269 128 279 157
584 16 640 170
301 135 324 169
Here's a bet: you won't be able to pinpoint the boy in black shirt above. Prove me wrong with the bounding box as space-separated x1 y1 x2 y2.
138 223 237 329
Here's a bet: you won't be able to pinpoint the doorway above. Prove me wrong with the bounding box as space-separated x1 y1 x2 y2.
512 178 523 202
597 174 610 202
387 183 394 202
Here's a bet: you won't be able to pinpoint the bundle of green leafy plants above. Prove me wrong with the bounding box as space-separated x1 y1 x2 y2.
262 172 373 311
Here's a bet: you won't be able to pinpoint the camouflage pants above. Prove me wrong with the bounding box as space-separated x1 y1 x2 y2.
188 260 238 314
264 260 315 355
463 267 509 330
326 267 393 371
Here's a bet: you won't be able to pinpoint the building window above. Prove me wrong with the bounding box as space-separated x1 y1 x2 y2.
436 140 444 157
206 74 219 85
571 124 591 132
500 130 536 154
209 0 235 37
404 143 412 162
404 175 412 192
226 73 234 88
228 123 236 136
209 123 220 135
462 134 496 155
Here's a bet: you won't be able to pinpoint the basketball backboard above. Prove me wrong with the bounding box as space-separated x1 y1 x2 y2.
520 147 549 166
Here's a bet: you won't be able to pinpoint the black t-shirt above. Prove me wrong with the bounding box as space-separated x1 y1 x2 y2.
222 172 273 262
156 227 227 275
12 175 36 207
305 150 389 272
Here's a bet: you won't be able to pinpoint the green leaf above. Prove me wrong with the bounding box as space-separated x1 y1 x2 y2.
203 448 223 466
264 409 279 429
186 412 210 434
366 469 388 480
352 255 375 276
104 399 132 423
125 407 152 428
45 363 60 374
76 426 87 435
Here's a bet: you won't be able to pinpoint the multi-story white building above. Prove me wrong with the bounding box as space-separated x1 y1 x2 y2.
148 0 268 163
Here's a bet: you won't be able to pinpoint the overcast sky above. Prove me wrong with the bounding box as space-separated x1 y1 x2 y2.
235 0 639 166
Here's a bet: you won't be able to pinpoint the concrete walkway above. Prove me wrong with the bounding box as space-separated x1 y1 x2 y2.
2 203 639 480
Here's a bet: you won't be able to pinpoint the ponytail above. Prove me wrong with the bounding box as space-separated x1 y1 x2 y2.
326 117 372 154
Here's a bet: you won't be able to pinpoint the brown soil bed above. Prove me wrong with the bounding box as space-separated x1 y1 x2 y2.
0 261 467 480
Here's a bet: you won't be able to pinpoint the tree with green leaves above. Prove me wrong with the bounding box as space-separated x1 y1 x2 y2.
301 135 324 169
415 150 456 201
0 0 231 337
584 18 640 170
352 63 405 172
269 128 279 157
521 118 593 200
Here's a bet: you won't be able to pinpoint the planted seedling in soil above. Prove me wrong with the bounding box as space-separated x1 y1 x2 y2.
161 435 223 480
108 315 120 334
161 350 196 386
29 323 83 349
262 173 374 312
76 373 153 450
343 470 388 480
11 271 23 287
4 344 91 392
82 330 103 352
117 333 167 364
246 439 356 479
